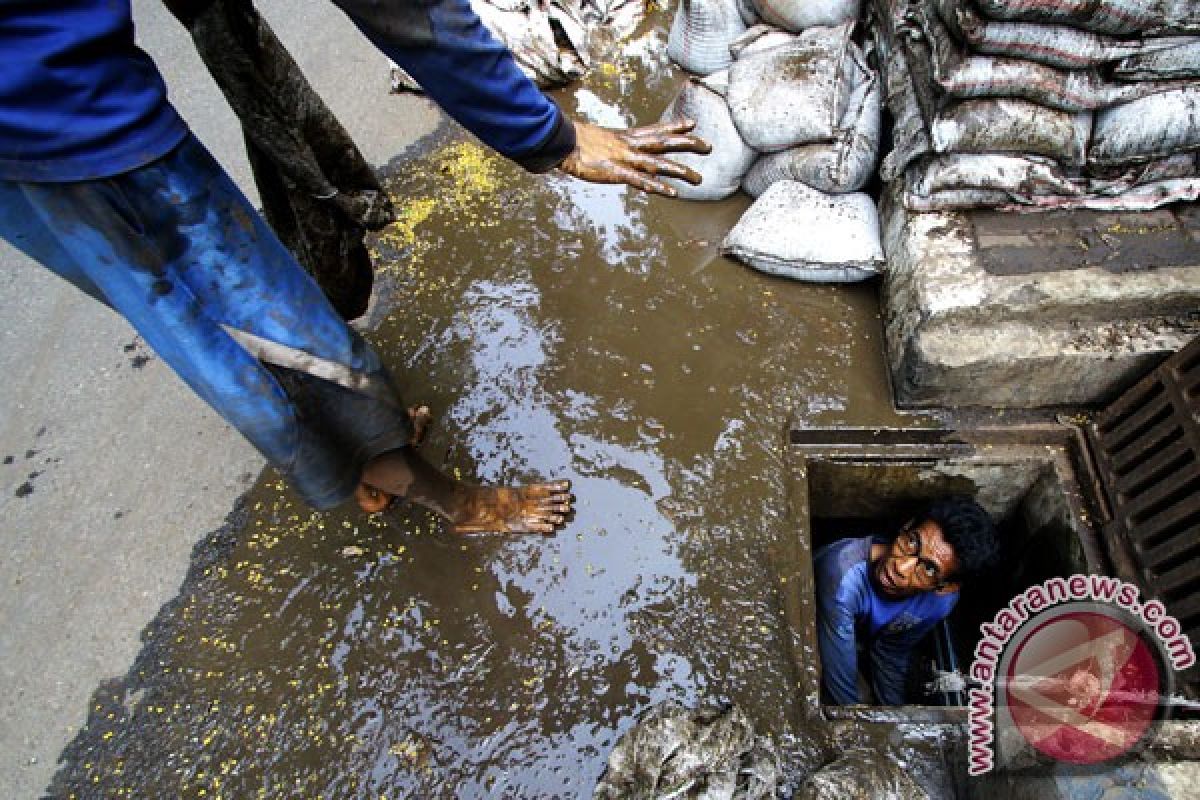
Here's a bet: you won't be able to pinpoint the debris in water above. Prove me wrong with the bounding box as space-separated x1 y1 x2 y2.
593 701 778 799
798 749 928 800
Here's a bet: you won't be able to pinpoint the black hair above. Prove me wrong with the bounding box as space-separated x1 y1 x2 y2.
923 495 1000 583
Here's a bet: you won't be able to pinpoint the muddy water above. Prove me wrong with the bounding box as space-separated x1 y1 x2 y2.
51 23 916 800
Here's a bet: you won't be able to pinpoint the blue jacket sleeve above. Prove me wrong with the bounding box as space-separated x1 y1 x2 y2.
333 0 576 172
817 571 864 705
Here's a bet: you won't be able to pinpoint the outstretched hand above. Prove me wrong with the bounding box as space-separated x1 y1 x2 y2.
558 119 712 197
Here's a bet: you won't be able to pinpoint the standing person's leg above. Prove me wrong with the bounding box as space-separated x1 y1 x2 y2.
0 137 571 532
0 182 108 306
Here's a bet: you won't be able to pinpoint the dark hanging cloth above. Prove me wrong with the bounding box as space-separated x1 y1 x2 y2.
163 0 397 320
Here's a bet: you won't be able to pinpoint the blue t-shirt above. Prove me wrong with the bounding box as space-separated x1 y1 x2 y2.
814 535 958 705
0 0 570 182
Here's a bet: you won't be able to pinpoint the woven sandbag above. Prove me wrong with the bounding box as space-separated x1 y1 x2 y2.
735 0 759 26
973 0 1200 36
908 177 1200 211
727 22 854 152
750 0 861 32
1087 152 1198 190
668 0 749 75
902 151 1199 210
728 24 796 60
908 153 1083 196
931 98 1092 166
1002 178 1200 210
721 181 884 283
742 45 881 195
934 0 1199 69
658 72 758 199
1114 40 1200 79
1090 87 1200 165
922 9 1190 112
874 26 934 182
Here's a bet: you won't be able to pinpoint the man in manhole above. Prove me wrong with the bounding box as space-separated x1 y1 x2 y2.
815 496 1001 705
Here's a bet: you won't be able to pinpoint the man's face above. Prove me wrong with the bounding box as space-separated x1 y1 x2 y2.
870 519 961 599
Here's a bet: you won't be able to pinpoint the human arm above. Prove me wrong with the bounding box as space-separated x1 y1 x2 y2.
330 0 709 193
816 573 865 705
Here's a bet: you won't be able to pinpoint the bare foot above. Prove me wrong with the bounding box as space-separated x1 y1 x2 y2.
355 405 433 513
450 480 573 535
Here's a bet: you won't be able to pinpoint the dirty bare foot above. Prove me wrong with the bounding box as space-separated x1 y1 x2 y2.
450 480 573 536
355 406 433 513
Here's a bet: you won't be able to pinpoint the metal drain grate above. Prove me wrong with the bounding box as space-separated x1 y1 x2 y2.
1087 336 1200 666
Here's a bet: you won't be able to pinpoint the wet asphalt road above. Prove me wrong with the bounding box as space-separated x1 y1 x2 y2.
0 1 441 796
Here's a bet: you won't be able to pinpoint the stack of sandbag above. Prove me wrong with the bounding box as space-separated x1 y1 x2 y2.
663 0 887 282
874 0 1200 211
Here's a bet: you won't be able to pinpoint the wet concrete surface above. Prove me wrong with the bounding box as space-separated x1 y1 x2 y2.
0 2 444 797
43 21 927 800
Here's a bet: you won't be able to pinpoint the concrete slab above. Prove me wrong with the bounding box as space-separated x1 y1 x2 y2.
880 186 1200 409
0 2 441 796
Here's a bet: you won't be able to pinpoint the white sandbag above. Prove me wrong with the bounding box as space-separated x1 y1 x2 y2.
658 73 758 199
903 152 1200 210
742 46 881 195
749 0 861 32
1087 152 1198 192
699 67 731 95
727 23 854 152
931 98 1092 166
874 27 934 181
931 57 1185 112
934 0 1199 69
902 185 1016 211
668 0 748 75
922 12 1189 112
903 152 1199 209
1090 87 1200 165
1002 178 1200 210
974 0 1200 36
721 181 883 282
728 24 796 59
908 153 1083 196
735 0 759 26
1114 40 1200 79
899 182 1200 212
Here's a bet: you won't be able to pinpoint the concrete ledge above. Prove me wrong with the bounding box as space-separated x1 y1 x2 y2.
880 187 1200 408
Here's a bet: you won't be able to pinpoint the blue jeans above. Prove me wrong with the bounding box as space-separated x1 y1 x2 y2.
0 134 410 508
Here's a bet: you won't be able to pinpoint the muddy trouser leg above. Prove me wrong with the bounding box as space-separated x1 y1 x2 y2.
0 134 412 509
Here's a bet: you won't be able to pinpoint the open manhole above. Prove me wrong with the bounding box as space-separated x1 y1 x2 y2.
784 424 1110 725
780 420 1200 781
